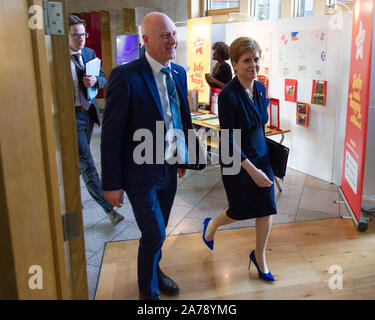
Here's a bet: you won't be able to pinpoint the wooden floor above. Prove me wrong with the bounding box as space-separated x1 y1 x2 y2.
96 218 375 300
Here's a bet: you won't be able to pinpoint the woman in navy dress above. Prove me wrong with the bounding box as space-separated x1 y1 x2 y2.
202 37 277 281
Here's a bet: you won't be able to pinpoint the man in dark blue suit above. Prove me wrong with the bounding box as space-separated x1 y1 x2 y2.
68 15 124 226
101 12 200 300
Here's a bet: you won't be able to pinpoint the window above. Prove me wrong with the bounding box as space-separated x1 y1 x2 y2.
254 0 281 20
295 0 314 17
208 0 239 11
206 0 240 16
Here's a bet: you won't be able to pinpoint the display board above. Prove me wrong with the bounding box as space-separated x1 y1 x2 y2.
176 14 356 185
260 33 272 77
279 30 327 78
224 15 350 183
341 0 374 222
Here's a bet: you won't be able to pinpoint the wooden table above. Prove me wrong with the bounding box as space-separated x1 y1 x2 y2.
191 110 291 191
192 112 290 144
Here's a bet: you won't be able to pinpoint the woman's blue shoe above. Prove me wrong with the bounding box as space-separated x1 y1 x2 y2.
202 217 214 250
248 250 275 281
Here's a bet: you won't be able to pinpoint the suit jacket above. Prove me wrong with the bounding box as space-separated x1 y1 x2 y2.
101 55 204 192
78 47 106 125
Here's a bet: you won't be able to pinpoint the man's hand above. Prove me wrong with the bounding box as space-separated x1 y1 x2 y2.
83 74 97 88
177 168 186 178
104 189 124 208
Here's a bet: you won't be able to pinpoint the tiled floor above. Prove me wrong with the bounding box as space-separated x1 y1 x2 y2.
82 128 344 300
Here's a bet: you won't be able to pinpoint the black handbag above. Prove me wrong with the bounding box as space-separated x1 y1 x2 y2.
266 137 289 179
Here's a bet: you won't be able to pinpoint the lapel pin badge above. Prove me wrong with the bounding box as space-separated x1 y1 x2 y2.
173 70 178 74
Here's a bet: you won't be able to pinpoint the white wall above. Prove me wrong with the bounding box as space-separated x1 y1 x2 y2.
174 26 188 70
177 14 353 184
67 0 188 23
210 24 226 71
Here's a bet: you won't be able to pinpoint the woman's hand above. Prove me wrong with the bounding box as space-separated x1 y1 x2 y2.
205 73 215 85
247 168 273 188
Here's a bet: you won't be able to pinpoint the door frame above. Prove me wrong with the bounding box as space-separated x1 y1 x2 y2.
0 0 88 299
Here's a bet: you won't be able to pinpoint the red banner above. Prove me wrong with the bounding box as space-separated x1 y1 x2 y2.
341 0 374 222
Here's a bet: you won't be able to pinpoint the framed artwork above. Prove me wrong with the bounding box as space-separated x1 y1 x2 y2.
311 80 327 106
296 102 310 127
257 75 269 97
285 79 298 102
269 98 280 130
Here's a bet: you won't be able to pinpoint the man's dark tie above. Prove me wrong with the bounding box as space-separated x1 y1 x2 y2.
72 53 83 67
71 53 91 110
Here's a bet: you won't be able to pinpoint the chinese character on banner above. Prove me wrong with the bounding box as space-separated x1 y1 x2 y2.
194 36 204 55
189 62 204 90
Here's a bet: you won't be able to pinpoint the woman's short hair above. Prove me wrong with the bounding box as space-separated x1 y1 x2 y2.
229 37 262 65
68 15 86 27
212 41 230 60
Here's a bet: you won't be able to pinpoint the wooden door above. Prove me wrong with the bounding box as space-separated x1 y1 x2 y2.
0 0 87 299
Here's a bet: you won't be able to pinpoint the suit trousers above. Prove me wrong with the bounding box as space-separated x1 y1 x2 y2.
126 163 177 297
76 108 113 213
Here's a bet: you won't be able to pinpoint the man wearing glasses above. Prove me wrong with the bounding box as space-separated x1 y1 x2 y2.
68 15 124 225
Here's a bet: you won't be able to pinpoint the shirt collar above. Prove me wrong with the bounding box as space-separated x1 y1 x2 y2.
70 49 82 56
145 51 171 74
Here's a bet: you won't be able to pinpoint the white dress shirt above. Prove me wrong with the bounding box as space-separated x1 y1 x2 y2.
145 52 180 160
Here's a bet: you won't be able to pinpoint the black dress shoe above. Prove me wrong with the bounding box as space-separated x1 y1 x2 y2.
139 293 161 300
158 270 179 296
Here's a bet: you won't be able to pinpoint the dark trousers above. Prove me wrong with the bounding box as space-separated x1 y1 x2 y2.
76 108 112 213
126 164 177 297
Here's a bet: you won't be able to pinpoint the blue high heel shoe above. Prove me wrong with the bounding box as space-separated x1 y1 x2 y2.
202 217 214 250
248 250 275 281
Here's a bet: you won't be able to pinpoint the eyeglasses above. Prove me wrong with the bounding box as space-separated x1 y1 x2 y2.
70 32 89 40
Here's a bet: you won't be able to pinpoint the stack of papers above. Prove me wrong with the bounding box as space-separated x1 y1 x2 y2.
191 111 204 116
191 113 218 121
86 58 101 101
203 119 220 126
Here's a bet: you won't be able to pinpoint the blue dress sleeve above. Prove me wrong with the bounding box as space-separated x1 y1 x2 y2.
256 82 270 125
218 90 248 162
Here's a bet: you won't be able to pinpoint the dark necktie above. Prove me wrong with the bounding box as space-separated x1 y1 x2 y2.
71 53 91 110
161 67 188 164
